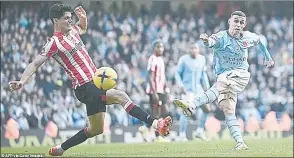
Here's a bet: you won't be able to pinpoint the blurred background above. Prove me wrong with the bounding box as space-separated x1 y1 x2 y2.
1 1 293 143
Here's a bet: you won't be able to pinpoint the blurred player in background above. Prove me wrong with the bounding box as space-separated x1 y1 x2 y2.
175 43 211 141
174 11 274 150
9 4 172 156
140 39 171 142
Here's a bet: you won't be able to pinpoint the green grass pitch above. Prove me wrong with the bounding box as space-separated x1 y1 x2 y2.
1 137 293 157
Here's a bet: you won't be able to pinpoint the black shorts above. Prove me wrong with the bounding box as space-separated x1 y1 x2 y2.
148 93 167 107
74 81 107 116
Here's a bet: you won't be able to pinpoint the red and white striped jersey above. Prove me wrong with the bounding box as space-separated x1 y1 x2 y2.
39 25 96 89
146 54 166 94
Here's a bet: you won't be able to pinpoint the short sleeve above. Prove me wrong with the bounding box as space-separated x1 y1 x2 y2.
252 33 260 46
147 55 156 72
209 31 225 48
39 38 57 57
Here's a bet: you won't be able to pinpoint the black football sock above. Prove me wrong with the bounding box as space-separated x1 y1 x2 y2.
61 127 89 151
124 101 155 127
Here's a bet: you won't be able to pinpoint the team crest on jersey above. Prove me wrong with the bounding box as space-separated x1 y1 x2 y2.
243 41 248 47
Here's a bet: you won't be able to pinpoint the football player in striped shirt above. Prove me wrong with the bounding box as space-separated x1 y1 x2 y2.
140 39 171 142
9 4 172 156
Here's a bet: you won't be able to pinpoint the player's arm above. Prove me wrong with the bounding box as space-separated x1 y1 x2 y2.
256 35 274 67
147 56 157 94
251 33 274 67
174 57 185 88
74 6 87 34
200 58 210 91
9 38 57 91
9 55 49 91
200 32 223 48
20 55 49 84
147 70 157 94
147 69 160 103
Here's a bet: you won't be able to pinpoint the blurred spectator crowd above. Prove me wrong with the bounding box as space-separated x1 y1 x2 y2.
1 1 293 130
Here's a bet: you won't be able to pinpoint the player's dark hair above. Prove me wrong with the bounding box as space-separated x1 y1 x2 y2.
152 39 163 50
231 11 246 18
49 3 73 23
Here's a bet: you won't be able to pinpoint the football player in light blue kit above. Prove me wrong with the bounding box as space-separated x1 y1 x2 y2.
175 43 211 141
174 11 274 150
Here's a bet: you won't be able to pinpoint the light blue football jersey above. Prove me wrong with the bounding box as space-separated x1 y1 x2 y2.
175 54 210 93
208 30 261 76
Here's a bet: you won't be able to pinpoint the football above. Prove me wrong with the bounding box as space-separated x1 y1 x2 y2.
93 67 117 90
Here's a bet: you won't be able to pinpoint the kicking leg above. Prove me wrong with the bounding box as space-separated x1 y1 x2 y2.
106 89 172 136
49 112 105 156
173 81 223 116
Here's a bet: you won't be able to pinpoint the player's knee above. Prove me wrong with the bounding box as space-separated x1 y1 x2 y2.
223 107 235 115
106 89 130 105
213 81 229 94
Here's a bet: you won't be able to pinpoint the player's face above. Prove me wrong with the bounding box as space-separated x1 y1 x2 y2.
228 15 247 35
56 12 73 33
154 42 164 56
189 44 199 57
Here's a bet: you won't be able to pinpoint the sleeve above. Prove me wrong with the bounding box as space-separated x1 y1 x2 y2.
257 36 273 61
252 33 261 46
39 38 57 57
147 56 156 72
175 57 185 88
248 32 272 61
205 31 224 48
72 25 86 35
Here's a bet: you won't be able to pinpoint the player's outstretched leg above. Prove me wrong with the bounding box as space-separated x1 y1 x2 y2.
220 98 248 150
49 89 172 156
106 89 172 136
173 82 221 116
49 112 106 156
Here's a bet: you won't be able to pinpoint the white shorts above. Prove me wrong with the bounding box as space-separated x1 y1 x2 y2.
216 69 251 103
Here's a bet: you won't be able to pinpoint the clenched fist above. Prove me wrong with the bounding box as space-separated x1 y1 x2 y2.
9 81 24 91
264 60 275 67
74 6 86 19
